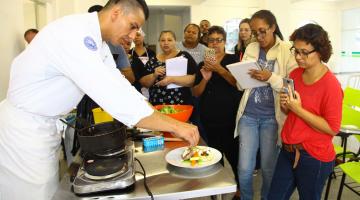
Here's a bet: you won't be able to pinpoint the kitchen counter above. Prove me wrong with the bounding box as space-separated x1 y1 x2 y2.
52 139 237 200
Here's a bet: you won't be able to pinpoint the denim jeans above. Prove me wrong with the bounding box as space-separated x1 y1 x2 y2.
237 114 279 200
268 149 334 200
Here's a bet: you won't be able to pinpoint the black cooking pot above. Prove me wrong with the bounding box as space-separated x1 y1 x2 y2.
77 120 127 154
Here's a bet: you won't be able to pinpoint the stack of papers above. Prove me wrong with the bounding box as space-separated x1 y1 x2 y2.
227 61 268 89
165 56 188 89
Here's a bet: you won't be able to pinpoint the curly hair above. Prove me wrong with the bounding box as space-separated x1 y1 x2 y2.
290 23 332 62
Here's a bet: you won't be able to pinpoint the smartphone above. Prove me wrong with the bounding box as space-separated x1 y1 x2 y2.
283 78 296 98
204 48 216 64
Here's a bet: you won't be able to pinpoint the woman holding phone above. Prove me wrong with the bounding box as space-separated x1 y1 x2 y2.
193 26 243 195
234 10 297 200
268 24 343 200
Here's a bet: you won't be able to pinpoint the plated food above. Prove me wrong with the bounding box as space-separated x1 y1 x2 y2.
181 146 214 166
165 146 221 169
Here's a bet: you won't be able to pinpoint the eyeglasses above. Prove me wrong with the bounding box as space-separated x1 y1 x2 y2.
208 38 224 43
290 47 316 58
251 27 270 38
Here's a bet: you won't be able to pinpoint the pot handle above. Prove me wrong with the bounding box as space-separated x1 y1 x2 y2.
60 118 79 131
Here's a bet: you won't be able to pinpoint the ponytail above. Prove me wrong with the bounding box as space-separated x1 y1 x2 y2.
251 10 283 40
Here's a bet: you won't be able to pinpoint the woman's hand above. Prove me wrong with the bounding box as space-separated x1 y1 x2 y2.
200 68 212 81
203 60 222 73
154 66 166 78
280 90 290 113
281 85 302 113
248 69 272 82
155 76 173 86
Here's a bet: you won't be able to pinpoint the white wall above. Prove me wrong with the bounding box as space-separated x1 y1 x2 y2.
0 0 24 100
288 1 341 72
191 0 259 26
1 0 360 100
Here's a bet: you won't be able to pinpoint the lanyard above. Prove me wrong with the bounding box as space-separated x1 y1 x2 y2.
131 47 149 59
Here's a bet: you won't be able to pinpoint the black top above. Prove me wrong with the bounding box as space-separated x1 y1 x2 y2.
199 33 208 47
195 54 243 124
233 43 246 61
141 51 197 105
129 47 156 91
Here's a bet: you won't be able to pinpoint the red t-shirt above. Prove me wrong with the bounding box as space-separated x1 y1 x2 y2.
281 67 343 162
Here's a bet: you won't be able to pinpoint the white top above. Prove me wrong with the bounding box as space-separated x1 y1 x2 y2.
7 13 153 127
177 42 206 65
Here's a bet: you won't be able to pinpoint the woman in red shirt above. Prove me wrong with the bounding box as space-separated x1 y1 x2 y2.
268 24 343 200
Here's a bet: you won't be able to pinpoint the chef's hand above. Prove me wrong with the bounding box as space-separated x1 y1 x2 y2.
248 69 271 82
154 66 166 78
173 122 199 146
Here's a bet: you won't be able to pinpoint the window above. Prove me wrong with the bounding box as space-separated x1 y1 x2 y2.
340 8 360 73
224 18 242 53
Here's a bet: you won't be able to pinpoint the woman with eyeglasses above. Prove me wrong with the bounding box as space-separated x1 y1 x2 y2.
193 26 243 197
267 24 343 200
234 18 254 61
234 10 297 200
139 30 196 106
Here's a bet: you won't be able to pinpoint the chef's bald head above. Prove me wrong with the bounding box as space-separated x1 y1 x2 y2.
103 0 149 20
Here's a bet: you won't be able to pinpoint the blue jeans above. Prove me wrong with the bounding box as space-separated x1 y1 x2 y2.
268 149 334 200
237 114 279 200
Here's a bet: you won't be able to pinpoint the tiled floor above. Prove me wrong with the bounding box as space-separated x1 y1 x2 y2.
59 152 359 200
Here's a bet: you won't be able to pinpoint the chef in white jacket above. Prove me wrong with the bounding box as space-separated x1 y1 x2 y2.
0 1 199 200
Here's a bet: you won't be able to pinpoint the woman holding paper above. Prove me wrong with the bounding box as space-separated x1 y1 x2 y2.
193 26 243 195
234 10 297 200
139 30 196 105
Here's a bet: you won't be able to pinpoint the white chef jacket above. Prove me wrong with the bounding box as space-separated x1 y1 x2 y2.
0 12 153 200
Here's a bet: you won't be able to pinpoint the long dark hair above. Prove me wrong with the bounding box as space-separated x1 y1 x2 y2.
251 10 283 40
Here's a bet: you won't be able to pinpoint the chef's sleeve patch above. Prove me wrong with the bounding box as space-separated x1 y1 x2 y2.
83 36 97 51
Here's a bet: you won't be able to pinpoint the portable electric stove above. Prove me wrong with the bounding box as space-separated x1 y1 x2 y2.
72 141 135 195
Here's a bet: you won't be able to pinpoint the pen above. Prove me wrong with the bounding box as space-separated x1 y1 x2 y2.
256 62 263 70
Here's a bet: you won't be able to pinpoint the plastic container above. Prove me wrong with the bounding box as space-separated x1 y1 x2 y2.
154 105 193 122
92 107 113 124
143 136 164 152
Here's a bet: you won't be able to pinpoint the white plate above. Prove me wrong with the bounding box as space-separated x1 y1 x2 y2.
165 146 222 169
